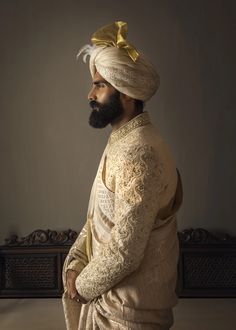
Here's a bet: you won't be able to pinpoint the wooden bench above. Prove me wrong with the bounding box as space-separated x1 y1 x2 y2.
0 228 236 298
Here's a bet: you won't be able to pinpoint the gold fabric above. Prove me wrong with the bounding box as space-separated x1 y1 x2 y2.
91 21 139 62
62 112 183 329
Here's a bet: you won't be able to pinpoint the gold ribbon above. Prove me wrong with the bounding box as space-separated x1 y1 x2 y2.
91 21 139 62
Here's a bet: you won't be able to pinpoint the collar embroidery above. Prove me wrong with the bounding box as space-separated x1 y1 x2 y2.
108 112 150 146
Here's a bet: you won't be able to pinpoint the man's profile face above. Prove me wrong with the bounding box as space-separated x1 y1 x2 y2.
88 72 124 128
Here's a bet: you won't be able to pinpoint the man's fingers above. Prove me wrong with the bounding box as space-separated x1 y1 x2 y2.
67 280 77 298
67 286 77 299
66 269 79 300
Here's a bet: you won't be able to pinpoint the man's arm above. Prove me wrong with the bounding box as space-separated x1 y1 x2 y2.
75 145 166 302
62 222 89 289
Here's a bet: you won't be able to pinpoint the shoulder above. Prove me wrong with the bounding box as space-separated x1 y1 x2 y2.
119 140 156 164
117 125 161 166
117 142 162 184
116 125 177 184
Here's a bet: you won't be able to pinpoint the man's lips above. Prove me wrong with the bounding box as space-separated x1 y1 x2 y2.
89 101 103 111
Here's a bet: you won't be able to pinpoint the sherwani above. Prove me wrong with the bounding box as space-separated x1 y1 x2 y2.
62 112 183 330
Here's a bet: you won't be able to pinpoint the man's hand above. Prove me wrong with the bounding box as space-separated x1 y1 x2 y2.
66 269 88 304
66 269 78 299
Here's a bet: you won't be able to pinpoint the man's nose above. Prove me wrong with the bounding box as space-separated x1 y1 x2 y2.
88 88 96 101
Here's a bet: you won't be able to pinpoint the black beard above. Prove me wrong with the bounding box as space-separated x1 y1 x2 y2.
89 91 123 128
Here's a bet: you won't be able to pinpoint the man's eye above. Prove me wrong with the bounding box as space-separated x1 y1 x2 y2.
94 82 107 88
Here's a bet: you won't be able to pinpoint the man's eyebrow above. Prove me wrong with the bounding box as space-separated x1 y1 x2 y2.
93 80 111 86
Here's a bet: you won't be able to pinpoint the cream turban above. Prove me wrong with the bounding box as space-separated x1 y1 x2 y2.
78 21 160 102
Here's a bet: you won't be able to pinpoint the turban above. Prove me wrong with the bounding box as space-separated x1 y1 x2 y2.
78 21 160 102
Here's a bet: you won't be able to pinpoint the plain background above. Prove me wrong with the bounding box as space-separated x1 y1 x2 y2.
0 0 235 244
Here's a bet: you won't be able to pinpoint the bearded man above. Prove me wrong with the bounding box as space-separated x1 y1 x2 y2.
62 21 183 330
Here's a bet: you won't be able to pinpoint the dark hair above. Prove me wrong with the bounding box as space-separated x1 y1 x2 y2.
134 99 144 113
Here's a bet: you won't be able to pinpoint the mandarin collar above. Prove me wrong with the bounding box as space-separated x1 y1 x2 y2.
108 112 150 145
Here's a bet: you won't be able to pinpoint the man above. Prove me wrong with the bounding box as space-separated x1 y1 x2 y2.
62 21 183 330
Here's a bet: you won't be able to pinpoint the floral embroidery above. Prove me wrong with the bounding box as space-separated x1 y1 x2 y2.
75 143 166 301
63 112 175 302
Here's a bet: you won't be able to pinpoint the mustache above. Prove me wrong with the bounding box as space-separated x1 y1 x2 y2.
89 100 101 110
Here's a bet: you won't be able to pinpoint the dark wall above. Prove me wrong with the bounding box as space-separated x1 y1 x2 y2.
0 0 235 243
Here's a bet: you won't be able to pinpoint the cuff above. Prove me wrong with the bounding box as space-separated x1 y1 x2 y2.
66 259 85 275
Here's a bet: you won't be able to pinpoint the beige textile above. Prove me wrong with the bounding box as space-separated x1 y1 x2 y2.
89 46 160 102
79 45 160 102
62 112 183 329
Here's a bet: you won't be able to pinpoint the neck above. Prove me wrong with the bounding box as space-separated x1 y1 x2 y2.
111 109 143 132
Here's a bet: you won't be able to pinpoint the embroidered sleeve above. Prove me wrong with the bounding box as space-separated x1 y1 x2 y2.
62 222 89 288
75 145 166 301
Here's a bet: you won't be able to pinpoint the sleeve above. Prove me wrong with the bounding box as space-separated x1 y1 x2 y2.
62 222 89 288
75 145 166 301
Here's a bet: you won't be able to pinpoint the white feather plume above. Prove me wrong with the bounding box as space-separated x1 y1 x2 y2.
76 44 96 63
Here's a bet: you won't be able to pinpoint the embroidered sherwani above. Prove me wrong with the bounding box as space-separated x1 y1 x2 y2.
62 112 183 330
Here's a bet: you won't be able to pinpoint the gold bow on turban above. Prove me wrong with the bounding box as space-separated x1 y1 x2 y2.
91 21 139 62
